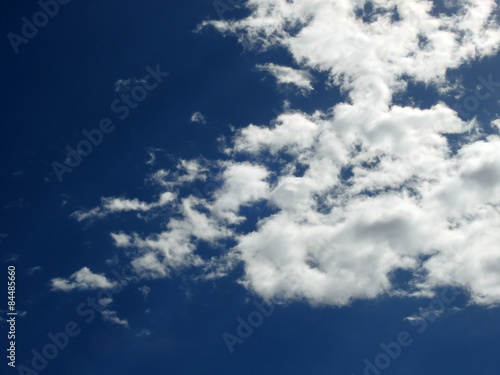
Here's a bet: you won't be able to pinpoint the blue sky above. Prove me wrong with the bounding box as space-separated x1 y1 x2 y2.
2 1 500 374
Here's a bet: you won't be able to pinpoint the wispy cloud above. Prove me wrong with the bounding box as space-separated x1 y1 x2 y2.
27 266 42 276
255 63 314 94
138 285 151 300
190 111 207 124
51 267 119 292
101 310 129 328
70 193 175 222
114 78 147 92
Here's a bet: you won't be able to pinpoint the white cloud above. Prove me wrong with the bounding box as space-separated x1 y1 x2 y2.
138 285 151 299
210 162 270 223
145 147 165 166
114 78 147 92
98 297 113 307
51 267 118 292
109 195 231 279
71 192 176 222
149 159 209 189
101 310 129 328
493 118 500 131
255 63 314 93
233 112 319 155
64 0 500 308
190 111 207 124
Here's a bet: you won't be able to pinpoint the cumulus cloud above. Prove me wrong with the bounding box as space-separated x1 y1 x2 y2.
51 267 118 292
62 0 500 308
255 63 314 93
